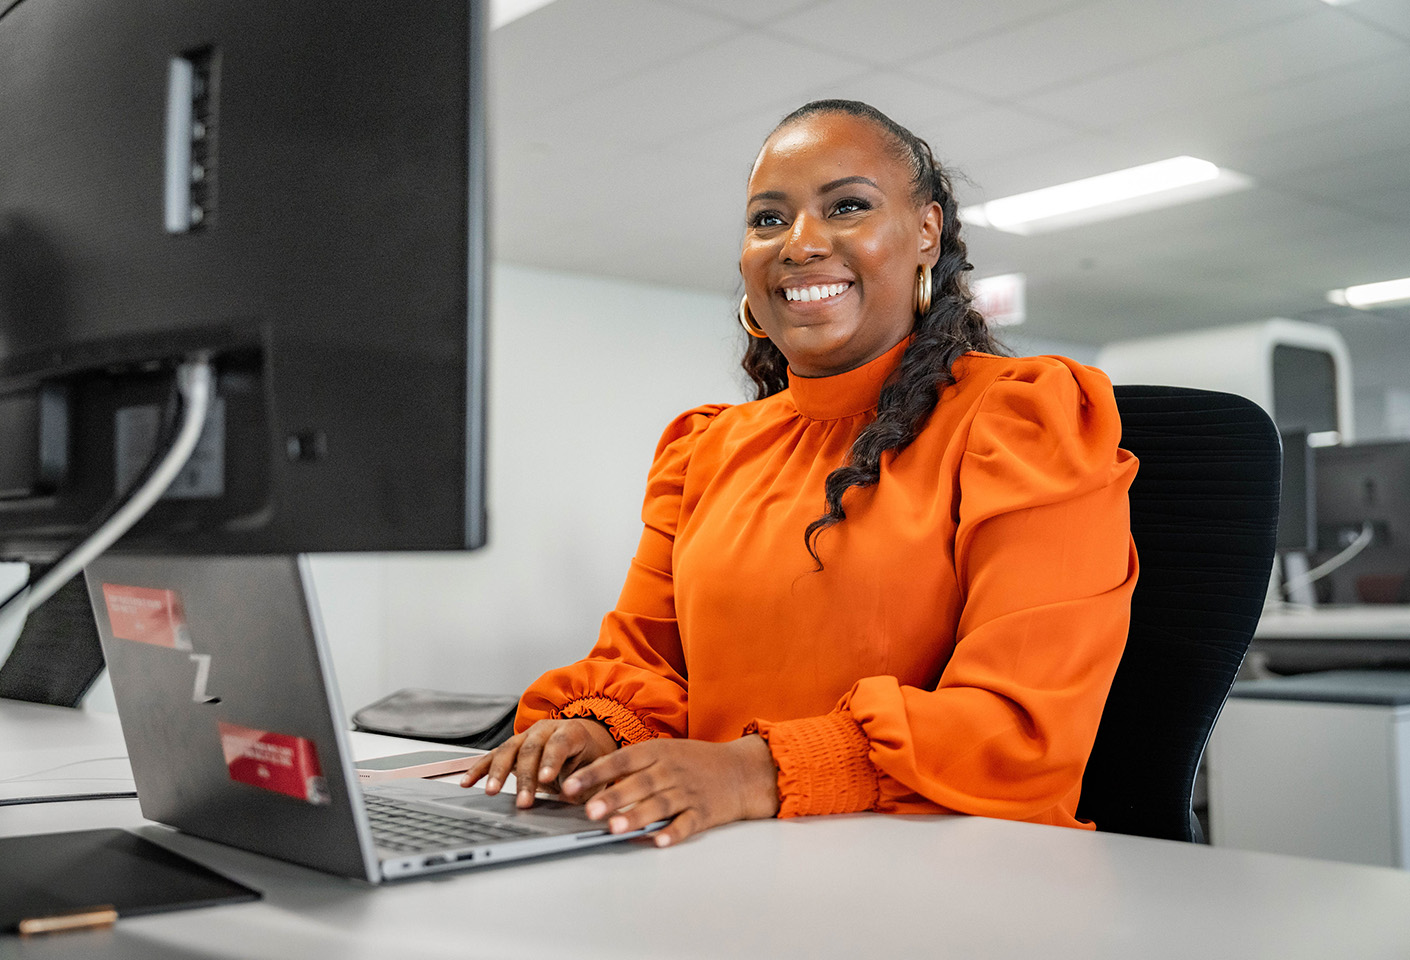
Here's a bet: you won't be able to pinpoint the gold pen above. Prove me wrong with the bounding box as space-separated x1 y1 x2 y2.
18 905 119 936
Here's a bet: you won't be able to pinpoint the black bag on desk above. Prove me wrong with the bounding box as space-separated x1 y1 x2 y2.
352 688 518 749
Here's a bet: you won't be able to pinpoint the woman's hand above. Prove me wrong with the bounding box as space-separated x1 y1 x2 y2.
460 718 618 807
562 735 780 847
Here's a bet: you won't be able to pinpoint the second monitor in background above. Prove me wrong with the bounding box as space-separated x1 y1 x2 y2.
1314 440 1410 605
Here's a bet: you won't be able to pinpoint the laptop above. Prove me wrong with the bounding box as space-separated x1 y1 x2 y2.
82 554 658 882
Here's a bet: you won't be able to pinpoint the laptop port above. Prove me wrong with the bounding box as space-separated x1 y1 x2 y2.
455 851 475 862
422 855 449 867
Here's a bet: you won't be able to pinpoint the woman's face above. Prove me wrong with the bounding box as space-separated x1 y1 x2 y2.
741 112 942 379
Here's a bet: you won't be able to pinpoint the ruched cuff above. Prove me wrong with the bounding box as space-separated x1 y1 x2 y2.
557 696 658 747
746 711 880 818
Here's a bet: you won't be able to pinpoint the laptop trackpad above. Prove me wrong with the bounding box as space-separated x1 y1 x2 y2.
434 791 597 821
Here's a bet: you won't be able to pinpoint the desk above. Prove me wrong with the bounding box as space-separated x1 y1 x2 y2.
4 701 1410 959
1253 605 1410 672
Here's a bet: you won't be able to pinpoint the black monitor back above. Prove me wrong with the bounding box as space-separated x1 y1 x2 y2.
0 0 487 560
1315 440 1410 603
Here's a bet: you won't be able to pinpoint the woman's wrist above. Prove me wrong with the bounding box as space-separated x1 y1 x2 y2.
577 717 620 755
736 733 781 820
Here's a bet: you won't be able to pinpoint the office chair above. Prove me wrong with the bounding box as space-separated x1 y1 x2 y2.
0 574 106 707
1076 385 1281 842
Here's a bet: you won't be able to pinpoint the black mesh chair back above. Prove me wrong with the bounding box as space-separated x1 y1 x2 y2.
1076 386 1281 841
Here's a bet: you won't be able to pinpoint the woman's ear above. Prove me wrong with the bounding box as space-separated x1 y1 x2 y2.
918 200 943 267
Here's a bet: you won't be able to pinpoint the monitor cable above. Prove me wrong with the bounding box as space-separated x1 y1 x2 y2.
1281 521 1376 600
0 355 214 618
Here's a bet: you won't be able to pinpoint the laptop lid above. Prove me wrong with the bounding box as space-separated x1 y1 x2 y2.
84 554 381 881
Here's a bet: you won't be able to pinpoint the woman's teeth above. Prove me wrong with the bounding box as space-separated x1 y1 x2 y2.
784 282 850 303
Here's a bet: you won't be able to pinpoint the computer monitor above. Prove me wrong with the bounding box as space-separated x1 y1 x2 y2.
1314 440 1410 603
0 0 487 563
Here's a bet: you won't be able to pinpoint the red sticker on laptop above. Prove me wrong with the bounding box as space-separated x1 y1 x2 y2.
218 721 331 806
101 583 193 650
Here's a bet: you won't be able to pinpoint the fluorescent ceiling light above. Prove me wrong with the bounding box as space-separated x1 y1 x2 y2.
1327 276 1410 308
960 157 1253 235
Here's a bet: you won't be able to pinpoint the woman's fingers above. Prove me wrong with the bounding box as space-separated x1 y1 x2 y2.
582 763 660 824
459 719 620 806
535 723 593 790
651 806 703 848
567 737 781 846
489 734 531 794
459 732 523 793
458 751 494 788
562 743 639 798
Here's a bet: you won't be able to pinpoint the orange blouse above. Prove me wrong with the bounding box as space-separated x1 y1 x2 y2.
517 338 1139 829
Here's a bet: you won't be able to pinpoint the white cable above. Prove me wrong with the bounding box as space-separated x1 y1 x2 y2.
24 356 215 610
1282 521 1375 596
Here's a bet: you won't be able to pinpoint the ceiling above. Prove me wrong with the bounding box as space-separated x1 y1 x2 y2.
488 0 1410 352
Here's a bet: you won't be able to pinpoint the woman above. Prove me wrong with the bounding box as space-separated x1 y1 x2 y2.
462 100 1138 847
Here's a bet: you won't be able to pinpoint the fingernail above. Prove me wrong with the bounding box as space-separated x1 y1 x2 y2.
586 800 605 819
655 834 672 848
609 816 627 834
517 789 532 806
563 777 581 793
485 777 499 793
539 766 553 780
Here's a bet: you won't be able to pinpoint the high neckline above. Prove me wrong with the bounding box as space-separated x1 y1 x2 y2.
786 338 910 421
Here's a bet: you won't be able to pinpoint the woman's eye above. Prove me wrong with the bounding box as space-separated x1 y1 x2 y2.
832 197 871 216
749 210 786 229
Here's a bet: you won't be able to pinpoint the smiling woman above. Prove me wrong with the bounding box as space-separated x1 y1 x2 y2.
464 100 1140 848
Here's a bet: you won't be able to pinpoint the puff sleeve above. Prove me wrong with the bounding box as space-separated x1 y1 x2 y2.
514 405 729 745
751 359 1138 826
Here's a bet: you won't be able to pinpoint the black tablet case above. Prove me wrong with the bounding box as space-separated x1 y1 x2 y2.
1 829 259 934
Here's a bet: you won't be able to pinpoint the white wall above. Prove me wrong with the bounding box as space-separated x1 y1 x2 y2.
312 263 745 716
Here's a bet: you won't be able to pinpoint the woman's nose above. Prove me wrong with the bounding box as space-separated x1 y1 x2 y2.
780 212 830 263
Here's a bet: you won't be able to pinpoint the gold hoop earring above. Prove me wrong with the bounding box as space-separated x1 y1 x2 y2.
915 264 933 317
738 296 768 338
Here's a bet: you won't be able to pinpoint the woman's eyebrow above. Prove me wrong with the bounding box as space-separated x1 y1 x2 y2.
819 175 880 193
748 176 881 206
747 189 787 205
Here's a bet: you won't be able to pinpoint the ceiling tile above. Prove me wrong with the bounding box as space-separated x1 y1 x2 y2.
490 0 741 123
1276 148 1410 205
1113 56 1410 175
763 0 1088 68
924 104 1080 166
1024 9 1405 130
531 31 870 153
904 0 1299 101
655 70 988 182
1340 0 1410 42
803 70 989 127
660 0 822 26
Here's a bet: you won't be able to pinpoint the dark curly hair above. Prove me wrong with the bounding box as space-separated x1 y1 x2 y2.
741 99 1005 568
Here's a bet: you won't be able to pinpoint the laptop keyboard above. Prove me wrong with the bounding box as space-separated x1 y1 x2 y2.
364 794 547 853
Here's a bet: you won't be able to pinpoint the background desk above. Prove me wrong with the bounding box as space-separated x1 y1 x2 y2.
1252 605 1410 673
4 700 1410 959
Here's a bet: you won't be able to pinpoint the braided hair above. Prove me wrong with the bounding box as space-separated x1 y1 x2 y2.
740 99 1004 569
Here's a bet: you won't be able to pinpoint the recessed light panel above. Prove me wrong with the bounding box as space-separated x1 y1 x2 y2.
961 157 1253 235
1327 277 1410 308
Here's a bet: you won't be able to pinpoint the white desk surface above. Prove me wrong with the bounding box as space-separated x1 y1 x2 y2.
4 701 1410 959
1255 604 1410 640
